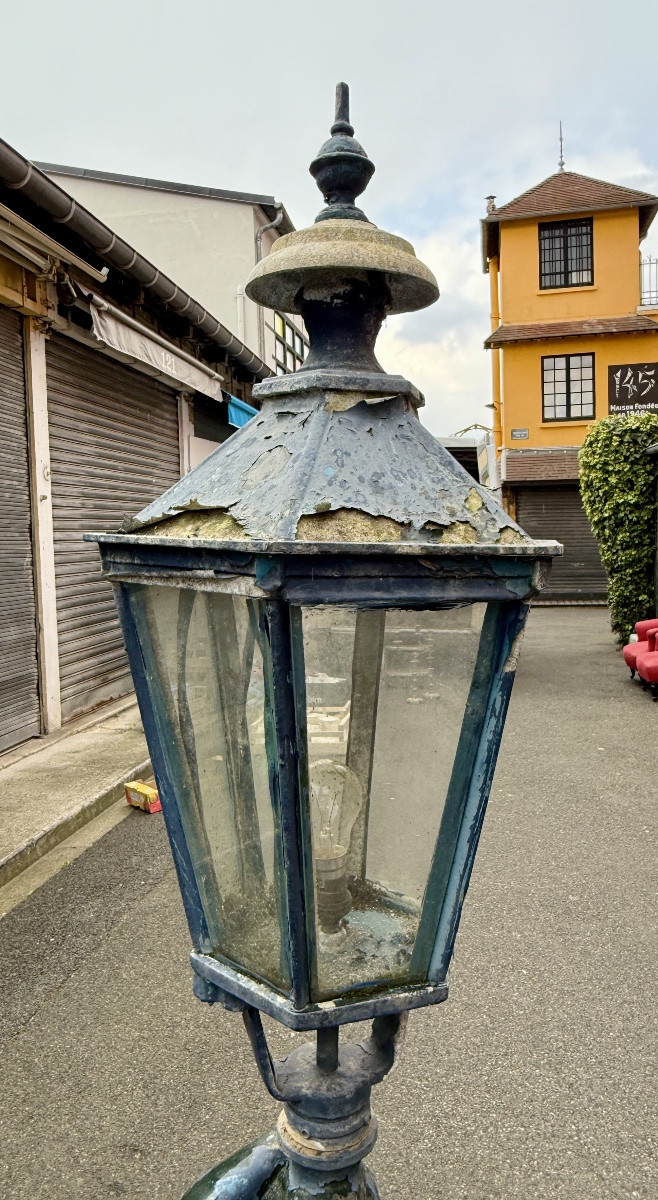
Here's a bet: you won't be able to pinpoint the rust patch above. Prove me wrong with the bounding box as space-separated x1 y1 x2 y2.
142 510 249 540
296 507 408 542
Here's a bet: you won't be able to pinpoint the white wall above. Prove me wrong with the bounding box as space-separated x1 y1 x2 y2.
45 173 305 371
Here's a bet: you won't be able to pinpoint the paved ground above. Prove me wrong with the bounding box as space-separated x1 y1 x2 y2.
0 607 656 1199
0 698 149 886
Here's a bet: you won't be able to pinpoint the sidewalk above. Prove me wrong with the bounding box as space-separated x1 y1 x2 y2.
0 697 150 889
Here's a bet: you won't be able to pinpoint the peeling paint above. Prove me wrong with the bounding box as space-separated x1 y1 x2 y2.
464 487 483 513
143 510 249 540
439 521 478 545
532 559 557 592
503 624 526 673
242 445 292 486
325 391 397 412
127 391 537 551
496 525 527 546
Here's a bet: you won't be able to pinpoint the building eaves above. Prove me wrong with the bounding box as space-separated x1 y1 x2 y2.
485 314 658 348
481 170 658 270
34 161 296 236
504 447 581 483
0 138 271 378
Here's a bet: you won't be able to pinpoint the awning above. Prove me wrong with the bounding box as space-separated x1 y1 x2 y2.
227 393 258 427
89 295 224 401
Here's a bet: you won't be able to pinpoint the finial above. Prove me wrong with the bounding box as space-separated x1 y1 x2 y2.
331 82 354 136
486 195 496 214
558 121 565 172
309 82 375 223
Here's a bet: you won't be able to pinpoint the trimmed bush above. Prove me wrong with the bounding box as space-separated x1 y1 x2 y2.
579 413 658 643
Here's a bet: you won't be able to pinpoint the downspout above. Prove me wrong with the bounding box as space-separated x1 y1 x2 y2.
254 204 284 361
489 254 503 462
236 284 246 343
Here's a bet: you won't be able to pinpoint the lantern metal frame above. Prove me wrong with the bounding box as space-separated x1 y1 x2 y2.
92 531 549 1031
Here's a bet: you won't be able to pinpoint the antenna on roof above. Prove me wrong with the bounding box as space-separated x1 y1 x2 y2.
558 121 565 172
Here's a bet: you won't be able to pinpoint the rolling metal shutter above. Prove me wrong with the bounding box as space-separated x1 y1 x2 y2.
515 484 608 601
0 307 40 751
47 334 180 721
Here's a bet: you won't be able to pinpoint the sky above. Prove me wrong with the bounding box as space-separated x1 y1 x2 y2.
2 0 658 436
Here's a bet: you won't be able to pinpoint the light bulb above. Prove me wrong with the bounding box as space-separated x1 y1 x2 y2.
309 760 364 935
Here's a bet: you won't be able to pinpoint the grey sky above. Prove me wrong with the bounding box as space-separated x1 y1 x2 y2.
2 0 657 434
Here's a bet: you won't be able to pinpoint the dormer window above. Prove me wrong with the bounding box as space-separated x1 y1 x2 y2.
539 218 593 289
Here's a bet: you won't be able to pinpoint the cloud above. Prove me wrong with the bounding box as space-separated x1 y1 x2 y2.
376 228 492 437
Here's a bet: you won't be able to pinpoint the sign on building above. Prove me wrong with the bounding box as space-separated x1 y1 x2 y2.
608 362 658 415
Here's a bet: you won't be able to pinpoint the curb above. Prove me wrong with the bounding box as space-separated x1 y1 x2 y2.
0 757 152 890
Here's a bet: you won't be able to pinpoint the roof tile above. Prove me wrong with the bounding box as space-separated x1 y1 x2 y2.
486 314 658 348
487 171 658 222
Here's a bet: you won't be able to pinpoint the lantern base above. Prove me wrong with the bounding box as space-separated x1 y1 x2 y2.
190 950 449 1029
181 1134 382 1199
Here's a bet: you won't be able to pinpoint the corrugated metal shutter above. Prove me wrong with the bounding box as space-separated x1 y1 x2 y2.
47 334 180 721
0 307 40 751
515 484 608 601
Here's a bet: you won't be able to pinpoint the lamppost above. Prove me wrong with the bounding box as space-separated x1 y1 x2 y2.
90 84 559 1200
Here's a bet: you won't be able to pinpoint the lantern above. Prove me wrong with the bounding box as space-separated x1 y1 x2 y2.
89 84 559 1200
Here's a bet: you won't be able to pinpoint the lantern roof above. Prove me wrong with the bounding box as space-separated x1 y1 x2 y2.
127 389 537 551
118 85 558 561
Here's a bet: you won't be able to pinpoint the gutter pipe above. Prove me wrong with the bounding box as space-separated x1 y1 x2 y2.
0 138 270 380
255 204 284 360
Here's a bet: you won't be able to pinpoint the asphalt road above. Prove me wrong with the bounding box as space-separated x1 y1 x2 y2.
0 607 656 1200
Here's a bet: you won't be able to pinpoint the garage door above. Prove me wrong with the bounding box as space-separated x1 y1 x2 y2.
0 307 40 751
515 484 608 601
47 334 181 721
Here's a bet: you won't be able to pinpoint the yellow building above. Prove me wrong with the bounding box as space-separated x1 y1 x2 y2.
482 170 658 599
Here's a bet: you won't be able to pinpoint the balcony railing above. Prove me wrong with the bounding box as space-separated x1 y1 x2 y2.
641 256 658 306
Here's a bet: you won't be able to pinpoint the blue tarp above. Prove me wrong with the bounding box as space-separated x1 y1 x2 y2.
227 393 258 428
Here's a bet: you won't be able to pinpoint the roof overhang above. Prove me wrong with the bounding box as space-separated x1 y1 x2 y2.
485 314 658 348
481 200 658 273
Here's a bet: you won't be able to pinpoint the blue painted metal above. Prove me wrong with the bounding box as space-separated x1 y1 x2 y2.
287 606 319 1000
121 392 536 548
428 601 529 982
181 1135 284 1200
180 1136 383 1200
189 951 448 1030
91 537 543 605
227 393 258 429
262 599 311 1009
410 601 511 977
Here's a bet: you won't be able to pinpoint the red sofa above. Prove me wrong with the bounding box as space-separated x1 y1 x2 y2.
622 619 658 677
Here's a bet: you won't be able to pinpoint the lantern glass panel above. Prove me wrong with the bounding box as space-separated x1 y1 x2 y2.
125 584 290 992
294 603 487 1002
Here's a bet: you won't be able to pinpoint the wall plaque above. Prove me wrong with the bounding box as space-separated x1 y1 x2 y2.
608 362 658 415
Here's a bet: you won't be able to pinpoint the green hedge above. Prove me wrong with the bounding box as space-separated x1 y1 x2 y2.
579 413 658 643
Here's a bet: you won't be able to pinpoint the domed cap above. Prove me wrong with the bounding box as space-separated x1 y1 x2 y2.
245 83 438 318
246 219 438 316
